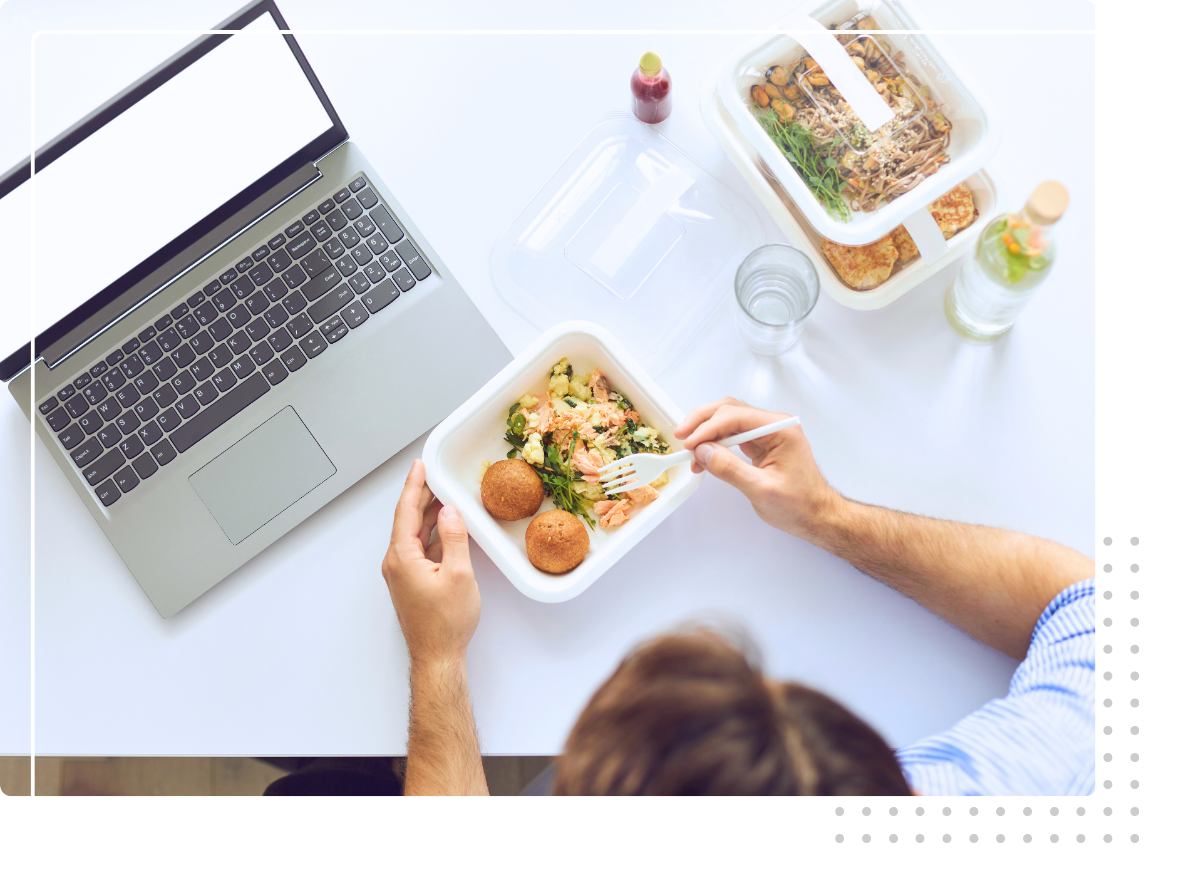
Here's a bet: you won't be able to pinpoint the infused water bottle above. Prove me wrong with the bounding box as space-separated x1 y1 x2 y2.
945 180 1069 341
631 51 672 124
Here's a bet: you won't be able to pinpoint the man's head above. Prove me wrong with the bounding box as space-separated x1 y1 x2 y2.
553 628 911 796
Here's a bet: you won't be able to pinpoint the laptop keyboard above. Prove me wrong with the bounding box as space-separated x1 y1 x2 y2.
37 174 431 509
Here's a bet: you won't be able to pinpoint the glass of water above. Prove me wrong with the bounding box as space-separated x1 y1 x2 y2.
733 245 819 356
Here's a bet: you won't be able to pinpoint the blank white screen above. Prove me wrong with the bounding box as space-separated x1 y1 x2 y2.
20 14 333 353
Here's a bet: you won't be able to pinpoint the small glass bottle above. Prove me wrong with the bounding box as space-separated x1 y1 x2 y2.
945 180 1069 341
631 51 672 124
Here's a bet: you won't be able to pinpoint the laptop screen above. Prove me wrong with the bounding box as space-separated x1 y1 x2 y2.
0 2 345 381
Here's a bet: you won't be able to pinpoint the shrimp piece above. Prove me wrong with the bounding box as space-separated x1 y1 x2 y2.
589 369 611 404
594 499 632 528
624 485 660 506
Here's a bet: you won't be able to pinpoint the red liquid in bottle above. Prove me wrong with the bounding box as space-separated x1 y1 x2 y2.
631 52 671 124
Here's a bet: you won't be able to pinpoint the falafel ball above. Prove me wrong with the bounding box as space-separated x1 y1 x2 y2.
481 458 545 521
525 509 590 574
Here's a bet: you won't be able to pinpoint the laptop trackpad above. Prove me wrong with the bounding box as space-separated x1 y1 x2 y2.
189 406 336 545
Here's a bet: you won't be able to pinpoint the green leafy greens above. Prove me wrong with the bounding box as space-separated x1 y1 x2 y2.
757 113 851 222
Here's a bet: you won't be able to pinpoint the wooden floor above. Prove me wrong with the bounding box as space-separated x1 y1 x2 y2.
1 756 552 796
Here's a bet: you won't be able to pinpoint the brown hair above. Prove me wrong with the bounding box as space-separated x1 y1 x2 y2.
552 628 911 796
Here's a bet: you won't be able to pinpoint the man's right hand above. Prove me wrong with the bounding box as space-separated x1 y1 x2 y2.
674 398 839 540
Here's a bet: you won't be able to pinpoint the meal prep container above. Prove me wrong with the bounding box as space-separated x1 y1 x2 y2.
422 321 703 603
702 81 999 310
490 115 762 376
716 0 1002 247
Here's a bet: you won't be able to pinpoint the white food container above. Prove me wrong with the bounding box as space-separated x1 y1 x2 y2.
702 74 1001 310
716 0 1002 246
422 321 703 603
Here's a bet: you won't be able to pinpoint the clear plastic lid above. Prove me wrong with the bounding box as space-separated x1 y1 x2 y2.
490 114 762 374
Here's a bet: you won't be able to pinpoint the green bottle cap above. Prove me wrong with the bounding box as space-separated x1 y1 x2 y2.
639 51 662 77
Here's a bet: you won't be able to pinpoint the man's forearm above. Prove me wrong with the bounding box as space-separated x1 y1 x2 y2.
404 658 489 796
805 494 1094 660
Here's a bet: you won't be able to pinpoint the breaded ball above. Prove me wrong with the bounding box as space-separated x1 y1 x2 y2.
525 510 590 574
481 458 545 521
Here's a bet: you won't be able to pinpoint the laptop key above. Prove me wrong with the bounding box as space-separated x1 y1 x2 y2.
83 448 126 486
208 344 233 368
302 267 343 302
219 269 238 285
267 248 292 273
282 266 308 289
211 370 237 393
342 301 369 329
95 479 121 507
171 344 196 368
150 439 177 466
78 410 102 435
175 314 200 338
379 251 403 273
300 248 331 278
324 237 345 260
349 176 367 192
267 328 293 352
326 324 348 344
303 210 321 225
96 396 120 423
244 293 269 316
348 272 370 295
139 327 157 344
229 277 254 299
298 330 328 359
333 188 350 203
350 244 373 266
263 280 287 302
71 439 102 468
365 233 388 255
246 317 270 341
57 383 76 402
209 317 233 342
307 284 354 324
285 220 304 237
340 197 362 220
334 254 358 277
280 345 307 373
193 380 218 406
339 226 360 249
134 398 160 422
46 406 70 432
392 267 417 291
113 466 140 495
251 245 270 262
119 433 145 459
133 372 159 395
357 187 378 209
101 368 126 392
154 315 173 331
194 301 219 326
203 280 222 296
115 384 140 409
115 411 141 436
225 306 251 329
248 264 273 287
286 231 316 259
171 371 196 395
138 340 164 365
157 327 182 352
285 312 313 339
119 354 145 377
97 423 122 448
267 234 286 250
325 209 347 231
235 257 254 273
311 221 332 242
132 451 159 480
318 198 336 214
320 315 343 336
230 357 254 380
90 361 109 378
106 350 125 369
171 303 191 320
175 395 200 421
82 382 106 406
395 241 432 280
157 407 182 432
353 215 376 237
122 339 141 356
364 260 386 284
65 393 89 419
264 304 288 329
189 330 214 355
227 332 252 355
211 289 237 312
249 341 274 366
153 385 178 408
58 424 85 450
38 398 54 420
369 205 405 244
281 291 306 315
171 373 269 453
190 356 214 382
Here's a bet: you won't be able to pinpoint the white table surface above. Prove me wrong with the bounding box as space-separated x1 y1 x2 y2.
0 0 1095 756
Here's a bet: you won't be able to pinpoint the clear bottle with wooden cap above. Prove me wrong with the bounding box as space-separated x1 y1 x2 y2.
631 51 672 124
946 180 1069 341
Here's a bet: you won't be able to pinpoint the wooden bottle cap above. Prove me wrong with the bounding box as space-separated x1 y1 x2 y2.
1026 180 1069 225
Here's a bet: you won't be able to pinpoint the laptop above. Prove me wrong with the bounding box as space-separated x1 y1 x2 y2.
0 0 510 617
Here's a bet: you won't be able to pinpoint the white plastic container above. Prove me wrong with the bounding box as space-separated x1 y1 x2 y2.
422 321 703 603
702 78 1000 310
716 0 1001 246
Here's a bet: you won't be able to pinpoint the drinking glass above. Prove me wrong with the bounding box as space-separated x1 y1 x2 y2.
733 245 819 355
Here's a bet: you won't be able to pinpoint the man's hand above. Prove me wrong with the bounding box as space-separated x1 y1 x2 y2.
674 397 838 540
382 458 480 669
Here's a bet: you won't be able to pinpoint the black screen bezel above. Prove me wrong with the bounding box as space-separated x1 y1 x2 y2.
0 0 348 381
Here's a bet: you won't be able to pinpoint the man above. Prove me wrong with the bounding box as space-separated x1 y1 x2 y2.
383 399 1095 796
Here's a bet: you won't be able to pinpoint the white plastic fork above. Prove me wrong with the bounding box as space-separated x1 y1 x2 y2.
596 416 802 494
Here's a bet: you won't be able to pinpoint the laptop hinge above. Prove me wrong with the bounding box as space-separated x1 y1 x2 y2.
42 162 323 370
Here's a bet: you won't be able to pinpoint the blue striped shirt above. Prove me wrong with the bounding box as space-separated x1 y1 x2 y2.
896 580 1095 796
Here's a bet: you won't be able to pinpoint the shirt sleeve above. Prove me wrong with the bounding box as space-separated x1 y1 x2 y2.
895 580 1096 796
